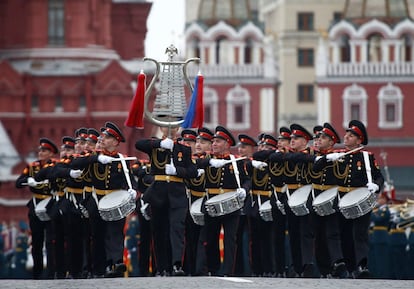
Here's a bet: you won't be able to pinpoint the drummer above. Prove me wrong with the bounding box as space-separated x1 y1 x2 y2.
183 127 213 276
15 138 59 279
315 120 384 278
197 126 251 277
243 133 276 277
259 131 287 277
71 121 136 278
308 123 348 278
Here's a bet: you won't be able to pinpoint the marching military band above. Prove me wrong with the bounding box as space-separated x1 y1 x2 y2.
14 119 414 280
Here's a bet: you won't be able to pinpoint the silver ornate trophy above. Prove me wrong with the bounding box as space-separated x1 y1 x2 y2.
143 44 200 127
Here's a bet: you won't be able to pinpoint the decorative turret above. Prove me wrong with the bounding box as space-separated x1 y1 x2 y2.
343 0 411 26
197 0 259 28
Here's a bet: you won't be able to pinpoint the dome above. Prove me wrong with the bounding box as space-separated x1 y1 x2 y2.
343 0 410 25
197 0 258 28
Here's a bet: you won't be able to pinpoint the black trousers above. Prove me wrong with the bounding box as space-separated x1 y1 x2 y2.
248 215 275 275
205 211 240 276
28 206 55 279
151 205 187 273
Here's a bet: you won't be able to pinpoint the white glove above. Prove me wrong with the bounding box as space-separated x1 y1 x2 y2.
252 160 268 169
237 188 246 201
326 152 345 162
79 204 89 218
27 177 38 187
98 154 115 164
69 169 83 179
165 160 177 175
160 138 174 150
209 158 227 168
367 182 379 193
276 200 286 215
140 201 151 221
128 188 137 199
197 169 205 177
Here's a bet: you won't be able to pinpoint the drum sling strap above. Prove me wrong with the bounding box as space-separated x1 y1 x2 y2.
229 154 242 190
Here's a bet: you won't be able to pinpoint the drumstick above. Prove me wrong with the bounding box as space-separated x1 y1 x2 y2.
221 156 247 165
109 156 137 162
339 146 364 159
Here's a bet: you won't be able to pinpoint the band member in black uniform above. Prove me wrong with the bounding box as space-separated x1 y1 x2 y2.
243 134 276 277
234 134 257 277
36 136 80 279
257 124 314 277
314 120 384 278
253 130 288 277
197 126 252 277
71 121 136 278
182 128 206 276
15 138 59 279
135 126 198 276
305 123 348 278
131 159 155 276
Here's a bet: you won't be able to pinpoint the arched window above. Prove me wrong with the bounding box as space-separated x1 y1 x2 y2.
226 85 250 130
215 36 226 64
244 37 253 64
203 87 218 127
367 33 382 62
191 37 201 59
342 83 368 128
378 83 403 129
339 34 351 63
402 34 412 62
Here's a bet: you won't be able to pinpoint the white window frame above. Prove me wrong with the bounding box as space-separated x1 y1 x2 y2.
342 83 368 128
226 84 250 130
203 86 218 128
378 83 403 129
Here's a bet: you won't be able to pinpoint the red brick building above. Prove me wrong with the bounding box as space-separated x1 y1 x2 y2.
315 0 414 193
0 0 152 222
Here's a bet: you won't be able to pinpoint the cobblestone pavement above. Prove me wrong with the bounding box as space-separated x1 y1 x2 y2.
1 277 414 289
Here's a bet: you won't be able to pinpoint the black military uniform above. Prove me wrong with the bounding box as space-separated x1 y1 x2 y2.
135 129 198 276
71 122 133 278
197 126 252 277
244 134 275 277
131 160 155 276
15 138 58 279
306 123 348 278
314 120 384 278
183 129 207 276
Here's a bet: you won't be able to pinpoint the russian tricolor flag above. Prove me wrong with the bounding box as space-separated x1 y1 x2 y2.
182 72 204 129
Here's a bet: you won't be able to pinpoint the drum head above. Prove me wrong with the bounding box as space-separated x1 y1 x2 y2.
190 198 203 214
313 187 338 204
206 191 236 204
98 190 129 210
339 188 370 207
289 185 312 205
260 200 272 210
36 197 52 209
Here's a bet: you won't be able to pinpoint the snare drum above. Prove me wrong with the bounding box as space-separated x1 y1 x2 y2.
205 191 242 217
312 186 338 216
35 197 52 221
287 185 312 216
98 190 136 221
190 198 205 225
338 188 377 219
259 200 273 222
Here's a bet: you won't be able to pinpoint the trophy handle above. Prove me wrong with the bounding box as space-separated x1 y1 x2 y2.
183 57 201 92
